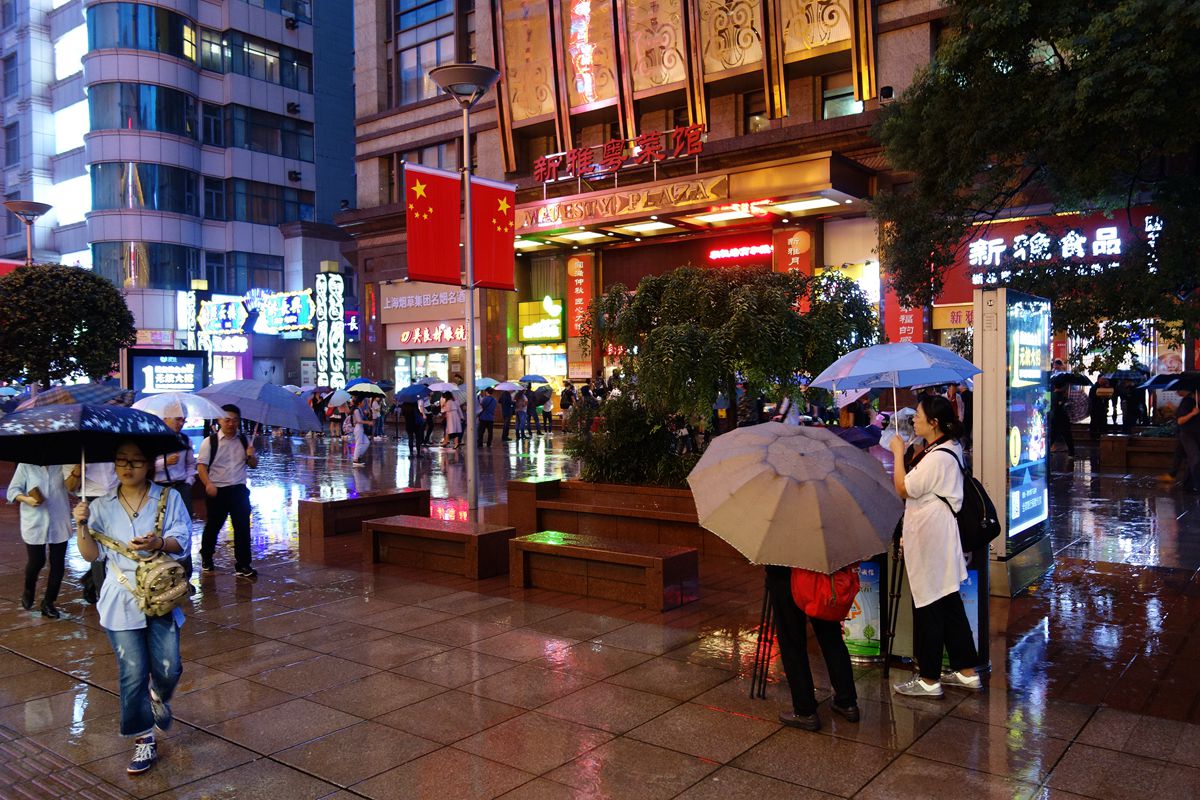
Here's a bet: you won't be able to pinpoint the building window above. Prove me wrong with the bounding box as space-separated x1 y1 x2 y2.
87 3 198 63
209 251 283 294
4 122 17 167
227 179 314 225
202 103 224 145
743 91 769 134
4 191 18 235
92 241 199 290
91 162 200 216
395 0 454 106
221 105 314 161
822 72 863 120
1 0 15 29
2 54 16 99
202 30 312 92
89 83 198 139
204 177 226 219
401 142 456 171
243 0 312 24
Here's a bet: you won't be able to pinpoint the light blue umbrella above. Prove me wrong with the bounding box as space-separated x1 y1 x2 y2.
196 379 323 432
811 343 980 391
519 374 549 385
476 377 500 390
326 389 353 407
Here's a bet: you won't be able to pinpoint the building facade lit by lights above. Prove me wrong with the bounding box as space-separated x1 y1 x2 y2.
338 0 962 388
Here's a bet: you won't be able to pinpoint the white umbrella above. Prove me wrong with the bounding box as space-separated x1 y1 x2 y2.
427 382 464 394
495 381 524 392
326 389 353 407
282 384 302 394
132 392 224 421
196 379 323 432
687 422 902 572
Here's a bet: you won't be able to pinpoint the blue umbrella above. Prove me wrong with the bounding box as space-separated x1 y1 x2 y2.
519 374 549 385
196 379 323 432
0 404 188 465
17 384 135 411
476 377 500 390
344 377 376 389
377 379 396 391
396 384 431 402
831 425 882 450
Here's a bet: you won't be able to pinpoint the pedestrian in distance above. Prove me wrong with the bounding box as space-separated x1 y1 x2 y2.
151 410 198 591
515 390 530 440
72 440 192 776
421 392 437 446
197 405 258 579
7 462 71 618
351 396 372 467
327 400 346 439
499 389 515 442
477 387 497 447
528 389 544 435
441 391 463 449
400 398 425 454
1174 388 1200 492
1049 383 1076 459
888 395 981 697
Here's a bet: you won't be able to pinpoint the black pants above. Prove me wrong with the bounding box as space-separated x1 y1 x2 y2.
422 413 437 445
404 415 424 450
201 485 252 571
1050 413 1075 456
913 590 979 681
478 419 494 447
542 409 552 432
765 566 856 715
26 542 67 604
501 412 513 440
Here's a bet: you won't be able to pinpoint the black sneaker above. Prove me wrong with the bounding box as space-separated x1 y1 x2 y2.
778 710 821 731
126 735 157 774
234 567 258 579
201 562 216 573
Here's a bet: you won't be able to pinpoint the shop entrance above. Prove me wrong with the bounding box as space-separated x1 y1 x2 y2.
395 352 449 386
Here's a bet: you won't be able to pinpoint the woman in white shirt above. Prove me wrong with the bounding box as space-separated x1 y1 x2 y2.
6 463 71 618
72 440 192 776
887 395 981 697
351 397 372 467
441 392 463 449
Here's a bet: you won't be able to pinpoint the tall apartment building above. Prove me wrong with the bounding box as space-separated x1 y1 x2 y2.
1 0 354 298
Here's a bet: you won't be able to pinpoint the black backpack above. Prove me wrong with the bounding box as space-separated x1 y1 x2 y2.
933 449 1002 553
205 432 249 467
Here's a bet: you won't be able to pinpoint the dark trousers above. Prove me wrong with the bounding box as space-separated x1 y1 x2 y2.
913 590 979 681
765 566 857 715
422 413 437 445
25 542 67 604
201 484 252 571
501 411 513 440
541 409 552 432
1050 413 1075 456
1181 431 1200 491
478 419 494 447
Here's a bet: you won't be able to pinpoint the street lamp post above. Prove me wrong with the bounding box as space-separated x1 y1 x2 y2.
429 63 500 511
3 200 51 266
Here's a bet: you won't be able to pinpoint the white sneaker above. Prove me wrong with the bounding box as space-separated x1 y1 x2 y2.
893 676 943 697
941 670 983 691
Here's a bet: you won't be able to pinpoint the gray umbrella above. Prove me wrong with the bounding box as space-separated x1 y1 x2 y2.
196 379 323 432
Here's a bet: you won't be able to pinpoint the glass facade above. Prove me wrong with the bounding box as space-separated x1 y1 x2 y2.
89 83 198 139
91 162 199 216
207 250 283 294
87 3 197 63
226 179 314 224
204 104 314 161
93 241 199 290
199 29 312 92
396 0 454 105
244 0 312 23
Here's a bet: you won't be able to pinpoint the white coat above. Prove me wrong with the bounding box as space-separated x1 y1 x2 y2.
902 441 967 608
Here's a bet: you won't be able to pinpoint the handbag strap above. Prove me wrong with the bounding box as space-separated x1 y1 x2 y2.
87 489 171 562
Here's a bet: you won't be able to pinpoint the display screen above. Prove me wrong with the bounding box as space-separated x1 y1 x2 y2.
1005 293 1050 538
130 351 206 397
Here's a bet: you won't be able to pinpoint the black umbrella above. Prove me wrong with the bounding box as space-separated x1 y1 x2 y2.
1050 372 1093 388
1107 367 1151 382
531 386 552 407
1167 372 1200 392
831 425 882 450
0 404 188 466
1138 374 1178 390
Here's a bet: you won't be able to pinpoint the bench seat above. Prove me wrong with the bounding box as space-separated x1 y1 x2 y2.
364 514 516 579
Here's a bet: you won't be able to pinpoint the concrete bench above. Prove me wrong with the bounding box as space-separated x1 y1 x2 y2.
298 488 430 561
364 514 517 579
510 531 699 611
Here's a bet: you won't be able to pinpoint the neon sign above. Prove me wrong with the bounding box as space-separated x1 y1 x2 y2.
197 300 248 333
519 296 564 342
315 271 346 388
261 289 315 332
708 244 773 261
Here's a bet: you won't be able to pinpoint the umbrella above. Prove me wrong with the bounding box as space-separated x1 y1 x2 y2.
1108 368 1151 382
831 425 882 450
1138 374 1179 390
282 384 302 394
196 379 323 432
495 381 524 392
812 342 981 416
519 374 549 385
531 386 553 406
1050 372 1093 388
0 387 19 397
834 388 869 408
427 382 463 394
17 384 135 411
132 392 224 421
326 389 353 407
687 422 902 572
0 404 188 465
476 378 500 391
396 384 431 402
347 382 386 396
1167 372 1200 392
377 379 396 391
416 376 440 386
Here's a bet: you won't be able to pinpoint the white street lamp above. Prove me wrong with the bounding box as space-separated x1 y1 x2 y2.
429 62 500 511
4 200 51 266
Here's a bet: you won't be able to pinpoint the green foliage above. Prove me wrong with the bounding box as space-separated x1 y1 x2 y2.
874 0 1200 366
0 264 137 386
946 328 973 361
563 394 698 488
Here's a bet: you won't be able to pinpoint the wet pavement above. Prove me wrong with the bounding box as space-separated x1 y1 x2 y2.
1 434 1199 798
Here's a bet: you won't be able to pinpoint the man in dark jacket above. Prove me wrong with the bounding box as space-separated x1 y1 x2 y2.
499 390 516 442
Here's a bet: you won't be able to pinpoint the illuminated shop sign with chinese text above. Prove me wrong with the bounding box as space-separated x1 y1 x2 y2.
197 300 248 334
709 244 772 261
533 124 706 184
261 289 315 331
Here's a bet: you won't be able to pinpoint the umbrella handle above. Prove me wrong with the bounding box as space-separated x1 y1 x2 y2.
81 453 86 494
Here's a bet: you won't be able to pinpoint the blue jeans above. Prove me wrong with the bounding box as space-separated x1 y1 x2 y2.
516 410 529 438
106 616 182 737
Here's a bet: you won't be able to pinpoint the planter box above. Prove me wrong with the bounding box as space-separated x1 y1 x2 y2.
1098 435 1176 471
506 478 741 559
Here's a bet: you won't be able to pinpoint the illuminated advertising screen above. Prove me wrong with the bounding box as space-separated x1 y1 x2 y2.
129 350 207 397
1005 292 1050 538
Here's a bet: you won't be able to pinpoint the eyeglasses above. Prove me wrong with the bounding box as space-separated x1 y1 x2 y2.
114 459 148 469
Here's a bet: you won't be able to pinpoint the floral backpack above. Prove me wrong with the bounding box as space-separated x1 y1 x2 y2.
87 491 189 617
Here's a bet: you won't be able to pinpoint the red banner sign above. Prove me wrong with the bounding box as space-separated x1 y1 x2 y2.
884 285 924 343
566 253 594 338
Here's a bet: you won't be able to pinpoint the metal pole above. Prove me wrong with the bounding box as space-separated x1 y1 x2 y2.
462 104 479 509
23 219 32 266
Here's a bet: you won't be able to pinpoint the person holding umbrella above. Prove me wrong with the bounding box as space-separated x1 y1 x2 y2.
350 396 373 467
72 440 192 775
887 396 981 697
6 462 71 617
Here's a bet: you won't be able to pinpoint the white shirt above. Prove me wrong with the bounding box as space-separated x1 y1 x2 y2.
154 444 197 485
7 464 72 545
902 441 967 608
62 463 118 499
196 431 251 487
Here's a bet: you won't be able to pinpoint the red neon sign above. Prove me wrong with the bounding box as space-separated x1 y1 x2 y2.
708 244 773 261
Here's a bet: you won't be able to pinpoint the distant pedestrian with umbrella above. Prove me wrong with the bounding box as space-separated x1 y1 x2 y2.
887 396 981 697
441 391 463 449
1173 382 1200 492
196 405 258 579
477 388 497 448
350 396 372 467
7 461 71 617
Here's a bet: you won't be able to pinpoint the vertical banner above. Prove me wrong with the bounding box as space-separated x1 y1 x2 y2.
470 175 517 291
405 164 463 286
566 252 594 337
315 272 347 388
884 284 924 344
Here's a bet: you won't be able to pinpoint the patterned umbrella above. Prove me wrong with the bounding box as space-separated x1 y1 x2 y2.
196 379 323 432
16 384 134 411
0 404 188 465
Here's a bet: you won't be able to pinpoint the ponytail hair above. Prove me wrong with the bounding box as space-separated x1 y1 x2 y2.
918 395 964 440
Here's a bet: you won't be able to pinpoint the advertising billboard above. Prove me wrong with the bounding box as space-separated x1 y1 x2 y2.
128 349 207 397
1005 292 1050 539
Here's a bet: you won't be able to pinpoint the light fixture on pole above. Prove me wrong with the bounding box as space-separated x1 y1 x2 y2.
429 62 500 511
3 200 51 266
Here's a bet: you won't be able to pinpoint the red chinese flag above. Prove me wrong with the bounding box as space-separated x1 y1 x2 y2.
405 164 462 286
470 176 517 291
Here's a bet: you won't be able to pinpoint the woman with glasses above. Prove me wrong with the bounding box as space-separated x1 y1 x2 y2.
6 462 71 618
72 441 192 776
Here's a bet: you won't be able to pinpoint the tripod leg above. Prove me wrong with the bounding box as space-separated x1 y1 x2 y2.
750 580 773 699
884 549 904 678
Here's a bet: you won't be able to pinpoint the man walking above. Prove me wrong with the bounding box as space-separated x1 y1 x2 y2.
197 405 258 578
478 388 497 447
499 389 515 442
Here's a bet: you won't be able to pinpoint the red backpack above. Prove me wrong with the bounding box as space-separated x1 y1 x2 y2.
790 563 861 621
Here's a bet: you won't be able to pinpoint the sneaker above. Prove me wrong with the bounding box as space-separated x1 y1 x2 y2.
831 702 861 722
352 461 366 467
201 562 216 573
940 670 983 691
149 686 172 731
893 676 943 698
778 710 820 731
126 735 157 774
234 567 258 579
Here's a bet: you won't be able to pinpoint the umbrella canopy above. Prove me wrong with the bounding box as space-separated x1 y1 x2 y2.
1138 374 1179 390
282 384 302 394
196 379 323 432
0 387 19 397
531 386 553 406
132 392 224 421
427 382 463 393
1108 368 1151 382
416 376 440 386
1167 372 1200 392
1050 372 1093 388
396 384 431 402
475 378 500 390
830 425 882 450
811 343 981 391
326 389 353 407
17 384 134 411
834 388 869 408
347 382 386 396
377 379 396 391
495 381 524 392
0 404 188 465
519 374 549 385
688 422 902 572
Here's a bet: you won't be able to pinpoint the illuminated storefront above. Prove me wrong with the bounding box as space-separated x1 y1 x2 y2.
519 296 566 382
380 280 479 386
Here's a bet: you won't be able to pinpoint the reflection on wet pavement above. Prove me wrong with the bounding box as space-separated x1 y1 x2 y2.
0 439 1198 797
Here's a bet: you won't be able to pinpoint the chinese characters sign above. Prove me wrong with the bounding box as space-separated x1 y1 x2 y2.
771 228 815 275
197 300 248 334
932 304 974 330
884 287 924 344
380 281 470 326
532 124 706 184
709 243 772 261
261 290 315 332
393 323 467 347
315 271 346 389
566 254 593 338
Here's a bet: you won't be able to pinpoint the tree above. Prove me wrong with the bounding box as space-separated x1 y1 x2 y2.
0 264 137 386
874 0 1200 368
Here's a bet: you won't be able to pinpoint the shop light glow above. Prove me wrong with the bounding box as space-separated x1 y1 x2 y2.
691 210 755 223
620 221 676 233
709 244 773 261
773 197 840 213
513 238 543 249
559 230 607 242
